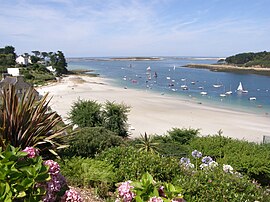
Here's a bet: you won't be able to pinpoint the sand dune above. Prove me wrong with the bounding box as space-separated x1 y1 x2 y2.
37 75 270 143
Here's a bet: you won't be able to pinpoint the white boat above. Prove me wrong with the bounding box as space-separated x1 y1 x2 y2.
225 91 232 95
249 97 256 101
237 82 248 93
200 91 207 95
181 85 188 90
181 78 186 81
166 76 171 80
213 84 222 88
146 66 151 71
220 93 226 97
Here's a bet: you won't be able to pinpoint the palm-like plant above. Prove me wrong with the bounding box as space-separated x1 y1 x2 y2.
0 85 68 156
137 132 160 154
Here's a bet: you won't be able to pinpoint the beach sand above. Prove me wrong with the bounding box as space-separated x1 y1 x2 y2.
37 75 270 143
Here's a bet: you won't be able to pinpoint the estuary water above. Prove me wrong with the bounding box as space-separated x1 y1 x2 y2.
67 57 270 115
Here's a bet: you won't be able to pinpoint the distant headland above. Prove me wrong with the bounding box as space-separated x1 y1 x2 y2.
185 51 270 75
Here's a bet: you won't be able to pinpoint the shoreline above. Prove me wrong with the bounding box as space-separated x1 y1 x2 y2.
185 63 270 76
37 74 270 143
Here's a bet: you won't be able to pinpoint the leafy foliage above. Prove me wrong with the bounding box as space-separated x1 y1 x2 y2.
177 165 270 202
0 145 50 201
69 99 102 128
58 157 116 188
63 127 124 158
189 135 270 185
102 101 130 137
97 146 181 182
134 133 159 154
0 86 68 157
69 100 130 137
225 51 270 67
166 127 199 145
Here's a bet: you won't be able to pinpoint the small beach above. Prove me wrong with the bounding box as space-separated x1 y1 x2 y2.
37 75 270 143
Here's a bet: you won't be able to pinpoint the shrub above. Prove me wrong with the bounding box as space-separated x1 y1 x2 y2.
69 99 102 128
177 165 270 202
0 145 50 201
97 147 181 182
102 101 130 137
115 172 184 202
58 157 116 198
63 127 125 158
0 85 67 157
166 128 199 145
189 135 270 185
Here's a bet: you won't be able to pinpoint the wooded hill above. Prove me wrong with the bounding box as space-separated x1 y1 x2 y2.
224 51 270 67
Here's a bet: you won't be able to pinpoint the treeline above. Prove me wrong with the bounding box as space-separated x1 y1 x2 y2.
225 51 270 67
0 46 16 67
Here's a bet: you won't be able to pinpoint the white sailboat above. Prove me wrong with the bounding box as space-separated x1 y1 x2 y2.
237 82 248 93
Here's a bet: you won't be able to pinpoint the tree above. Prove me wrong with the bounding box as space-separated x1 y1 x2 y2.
69 99 102 128
102 101 130 137
50 51 68 75
32 50 40 57
167 127 199 145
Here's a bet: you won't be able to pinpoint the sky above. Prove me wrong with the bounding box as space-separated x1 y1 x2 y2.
1 0 270 57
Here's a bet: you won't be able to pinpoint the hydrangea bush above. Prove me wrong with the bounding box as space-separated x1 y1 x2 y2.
0 145 82 202
115 172 185 202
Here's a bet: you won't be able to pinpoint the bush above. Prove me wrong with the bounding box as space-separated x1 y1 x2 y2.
102 101 130 137
96 146 181 182
189 135 270 185
63 127 125 158
177 165 270 202
69 99 102 128
58 157 116 198
167 127 199 145
0 145 50 201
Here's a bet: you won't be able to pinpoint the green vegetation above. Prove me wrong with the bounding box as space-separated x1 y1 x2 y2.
0 45 69 85
69 99 130 137
225 51 270 67
0 145 50 201
0 86 68 157
63 127 124 158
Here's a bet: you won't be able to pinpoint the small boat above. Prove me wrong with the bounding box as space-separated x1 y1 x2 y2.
191 81 195 85
220 93 226 97
213 84 222 88
200 91 207 95
181 85 188 90
146 66 151 71
237 82 248 93
225 91 232 95
249 97 256 101
181 78 186 81
153 72 158 78
198 86 204 90
166 76 171 80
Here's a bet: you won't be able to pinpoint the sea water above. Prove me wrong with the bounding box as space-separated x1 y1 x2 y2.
67 57 270 115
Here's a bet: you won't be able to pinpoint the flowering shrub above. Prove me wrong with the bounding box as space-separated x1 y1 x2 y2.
115 172 184 202
177 150 270 201
0 145 82 202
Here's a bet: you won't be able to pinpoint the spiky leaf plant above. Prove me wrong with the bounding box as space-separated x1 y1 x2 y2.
0 85 68 156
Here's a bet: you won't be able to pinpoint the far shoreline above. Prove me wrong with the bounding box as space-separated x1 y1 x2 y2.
185 63 270 76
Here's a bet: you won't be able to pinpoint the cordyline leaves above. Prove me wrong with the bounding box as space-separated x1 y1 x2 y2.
0 85 68 156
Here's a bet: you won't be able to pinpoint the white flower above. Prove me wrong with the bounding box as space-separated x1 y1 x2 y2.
223 164 234 173
209 161 218 168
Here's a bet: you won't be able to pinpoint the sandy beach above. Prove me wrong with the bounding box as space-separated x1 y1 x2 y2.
37 75 270 143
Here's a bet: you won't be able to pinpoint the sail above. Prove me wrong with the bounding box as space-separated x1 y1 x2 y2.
237 82 243 91
146 66 151 71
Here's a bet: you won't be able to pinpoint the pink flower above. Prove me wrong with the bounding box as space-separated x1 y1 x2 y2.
22 147 39 158
61 189 83 202
148 196 163 202
44 160 60 175
117 181 135 202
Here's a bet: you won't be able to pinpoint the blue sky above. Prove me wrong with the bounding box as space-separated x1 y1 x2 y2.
1 0 270 57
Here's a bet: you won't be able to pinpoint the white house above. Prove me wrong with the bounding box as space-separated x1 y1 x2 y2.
7 68 20 76
46 66 56 73
16 55 32 65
